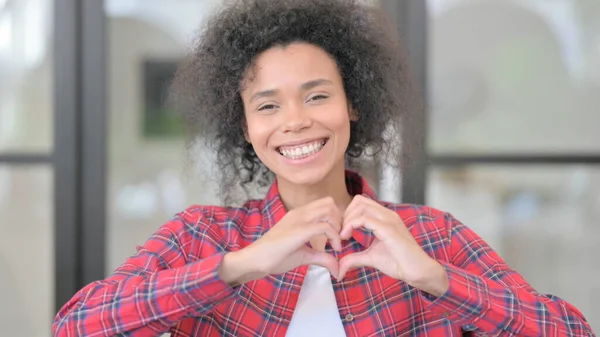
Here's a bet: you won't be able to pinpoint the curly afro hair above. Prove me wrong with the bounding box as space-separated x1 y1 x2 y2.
171 0 420 203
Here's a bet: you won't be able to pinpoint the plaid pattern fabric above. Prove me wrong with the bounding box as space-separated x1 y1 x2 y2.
53 170 595 336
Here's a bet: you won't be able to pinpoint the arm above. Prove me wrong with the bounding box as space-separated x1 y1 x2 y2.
52 210 239 337
423 212 595 336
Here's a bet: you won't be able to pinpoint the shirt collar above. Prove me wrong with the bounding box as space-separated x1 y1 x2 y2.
261 169 377 248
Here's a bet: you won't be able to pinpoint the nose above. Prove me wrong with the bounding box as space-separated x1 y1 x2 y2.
281 104 312 133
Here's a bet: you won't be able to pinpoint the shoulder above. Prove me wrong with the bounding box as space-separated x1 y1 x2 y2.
164 199 265 245
380 201 462 237
379 202 473 261
131 201 264 263
174 199 263 230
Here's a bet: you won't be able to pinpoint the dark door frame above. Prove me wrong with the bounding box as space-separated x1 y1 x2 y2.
380 0 429 205
53 0 107 312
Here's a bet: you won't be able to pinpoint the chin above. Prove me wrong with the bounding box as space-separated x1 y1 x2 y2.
276 165 332 187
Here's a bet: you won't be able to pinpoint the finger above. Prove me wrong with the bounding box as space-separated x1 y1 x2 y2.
339 213 361 240
338 251 373 280
344 198 385 222
306 221 342 251
342 204 363 227
341 198 366 239
320 222 343 252
340 210 372 239
319 212 343 235
343 201 393 239
341 214 387 240
299 246 340 279
345 194 378 212
307 198 343 230
343 195 364 219
344 196 382 230
323 220 342 250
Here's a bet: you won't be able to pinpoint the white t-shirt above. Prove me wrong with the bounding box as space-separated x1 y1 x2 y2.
285 265 347 337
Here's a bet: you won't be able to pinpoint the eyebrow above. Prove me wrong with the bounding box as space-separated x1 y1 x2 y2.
249 78 333 102
301 78 333 91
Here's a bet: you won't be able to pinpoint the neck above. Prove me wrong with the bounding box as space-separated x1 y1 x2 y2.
277 163 353 211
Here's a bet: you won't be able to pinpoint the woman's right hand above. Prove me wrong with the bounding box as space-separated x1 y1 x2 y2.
219 197 343 285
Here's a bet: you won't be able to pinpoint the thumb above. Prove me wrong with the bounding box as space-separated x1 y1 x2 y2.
299 246 339 279
338 251 373 280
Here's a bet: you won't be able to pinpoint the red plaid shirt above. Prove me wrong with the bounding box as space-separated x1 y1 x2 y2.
53 171 594 336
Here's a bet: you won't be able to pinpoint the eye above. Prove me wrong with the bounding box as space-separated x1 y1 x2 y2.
258 103 278 111
307 94 329 102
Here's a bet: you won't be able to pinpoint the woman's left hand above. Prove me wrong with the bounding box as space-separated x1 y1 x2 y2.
338 195 449 297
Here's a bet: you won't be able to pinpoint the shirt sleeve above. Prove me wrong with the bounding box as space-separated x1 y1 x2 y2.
422 212 596 336
52 209 239 337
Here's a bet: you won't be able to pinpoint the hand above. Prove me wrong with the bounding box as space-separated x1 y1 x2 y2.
337 195 449 296
219 197 342 286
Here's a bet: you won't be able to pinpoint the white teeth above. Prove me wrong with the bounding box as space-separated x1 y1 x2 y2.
278 140 326 159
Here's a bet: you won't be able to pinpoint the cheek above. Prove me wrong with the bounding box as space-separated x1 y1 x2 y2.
245 118 271 145
333 114 352 146
327 110 352 135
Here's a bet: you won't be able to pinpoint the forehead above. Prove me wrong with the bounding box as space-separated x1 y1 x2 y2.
242 42 341 89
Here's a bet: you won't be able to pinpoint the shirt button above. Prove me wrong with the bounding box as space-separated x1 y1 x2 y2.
344 314 354 322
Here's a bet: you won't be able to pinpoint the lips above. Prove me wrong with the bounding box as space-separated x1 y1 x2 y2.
277 138 328 159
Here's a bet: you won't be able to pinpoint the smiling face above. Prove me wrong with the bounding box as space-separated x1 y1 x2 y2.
240 42 355 187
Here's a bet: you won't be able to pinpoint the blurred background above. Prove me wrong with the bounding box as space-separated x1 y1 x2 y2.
1 0 599 335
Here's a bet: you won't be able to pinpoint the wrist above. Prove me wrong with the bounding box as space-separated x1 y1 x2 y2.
219 249 263 286
410 260 449 297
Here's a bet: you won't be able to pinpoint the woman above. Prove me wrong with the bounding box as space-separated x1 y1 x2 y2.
53 0 594 336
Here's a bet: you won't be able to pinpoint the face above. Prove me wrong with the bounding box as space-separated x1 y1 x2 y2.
240 42 355 187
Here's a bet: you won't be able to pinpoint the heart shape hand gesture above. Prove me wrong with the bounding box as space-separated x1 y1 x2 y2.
337 195 448 296
220 195 448 296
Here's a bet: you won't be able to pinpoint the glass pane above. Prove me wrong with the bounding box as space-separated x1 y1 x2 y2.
0 0 54 154
427 165 600 331
0 165 54 336
105 0 224 273
427 0 600 154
